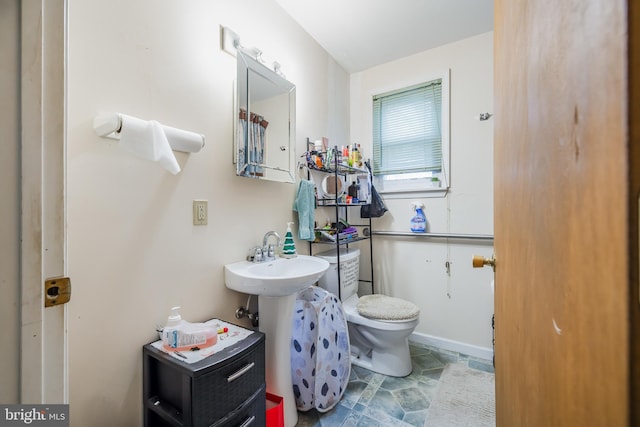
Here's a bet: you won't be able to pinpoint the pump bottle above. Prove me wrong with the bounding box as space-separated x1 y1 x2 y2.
281 222 297 258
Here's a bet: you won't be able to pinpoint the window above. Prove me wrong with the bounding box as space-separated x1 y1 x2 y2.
372 72 449 196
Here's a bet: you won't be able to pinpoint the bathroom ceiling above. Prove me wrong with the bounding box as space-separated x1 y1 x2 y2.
274 0 494 73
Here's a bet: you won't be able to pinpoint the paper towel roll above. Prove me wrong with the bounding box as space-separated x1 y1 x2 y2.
118 114 181 175
163 125 205 153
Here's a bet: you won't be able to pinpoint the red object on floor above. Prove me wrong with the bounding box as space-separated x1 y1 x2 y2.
266 392 284 427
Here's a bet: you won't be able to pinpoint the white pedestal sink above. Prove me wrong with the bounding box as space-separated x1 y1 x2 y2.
224 255 329 427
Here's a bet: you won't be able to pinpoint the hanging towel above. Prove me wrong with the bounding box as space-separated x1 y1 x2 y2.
293 179 316 241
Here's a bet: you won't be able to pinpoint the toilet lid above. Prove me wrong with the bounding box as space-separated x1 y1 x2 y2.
357 294 420 321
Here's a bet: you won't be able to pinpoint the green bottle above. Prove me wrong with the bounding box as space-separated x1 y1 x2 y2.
282 222 297 258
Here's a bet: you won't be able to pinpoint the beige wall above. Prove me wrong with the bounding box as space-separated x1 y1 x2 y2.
350 32 495 354
66 1 348 425
0 0 21 404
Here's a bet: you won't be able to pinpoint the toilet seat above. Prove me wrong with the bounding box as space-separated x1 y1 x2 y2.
357 294 420 321
342 295 419 331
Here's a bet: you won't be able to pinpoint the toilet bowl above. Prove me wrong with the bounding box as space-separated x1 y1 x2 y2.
343 294 419 376
315 248 420 377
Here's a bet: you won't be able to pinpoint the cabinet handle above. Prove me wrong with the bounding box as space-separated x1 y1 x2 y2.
239 415 256 427
227 362 255 383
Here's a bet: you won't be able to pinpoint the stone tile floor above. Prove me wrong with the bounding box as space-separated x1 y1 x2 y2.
295 342 494 427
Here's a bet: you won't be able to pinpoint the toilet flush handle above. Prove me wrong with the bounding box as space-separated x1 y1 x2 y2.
472 255 496 272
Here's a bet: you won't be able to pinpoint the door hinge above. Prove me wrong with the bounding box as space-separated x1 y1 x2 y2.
44 277 71 307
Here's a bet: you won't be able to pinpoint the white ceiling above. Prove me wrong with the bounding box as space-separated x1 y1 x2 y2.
274 0 494 73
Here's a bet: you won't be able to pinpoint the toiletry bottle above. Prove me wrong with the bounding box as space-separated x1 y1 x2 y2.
410 202 427 233
350 144 361 167
325 148 333 169
282 222 297 258
348 181 359 199
162 306 217 352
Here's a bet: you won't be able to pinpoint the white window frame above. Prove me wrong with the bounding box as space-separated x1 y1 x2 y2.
371 69 450 199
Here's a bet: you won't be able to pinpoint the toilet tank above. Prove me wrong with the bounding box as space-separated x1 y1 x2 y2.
314 248 360 300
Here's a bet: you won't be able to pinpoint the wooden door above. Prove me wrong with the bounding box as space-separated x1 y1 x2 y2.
494 0 638 425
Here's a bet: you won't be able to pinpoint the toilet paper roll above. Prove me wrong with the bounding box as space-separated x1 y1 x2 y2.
118 114 181 175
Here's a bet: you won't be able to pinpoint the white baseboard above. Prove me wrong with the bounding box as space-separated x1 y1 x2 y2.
410 331 493 362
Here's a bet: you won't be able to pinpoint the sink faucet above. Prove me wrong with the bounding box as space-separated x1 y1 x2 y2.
262 231 281 261
247 231 282 262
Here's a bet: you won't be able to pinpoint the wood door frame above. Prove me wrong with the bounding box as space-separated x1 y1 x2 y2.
1 0 22 404
628 1 640 424
20 0 67 403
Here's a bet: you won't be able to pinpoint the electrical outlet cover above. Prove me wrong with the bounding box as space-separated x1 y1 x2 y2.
193 200 208 225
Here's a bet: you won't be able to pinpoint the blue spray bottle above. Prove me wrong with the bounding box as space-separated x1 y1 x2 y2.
410 202 426 233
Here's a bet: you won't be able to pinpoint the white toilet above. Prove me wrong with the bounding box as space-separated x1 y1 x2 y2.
315 248 420 377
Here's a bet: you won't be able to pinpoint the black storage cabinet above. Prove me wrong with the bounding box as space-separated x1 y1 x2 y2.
143 329 265 427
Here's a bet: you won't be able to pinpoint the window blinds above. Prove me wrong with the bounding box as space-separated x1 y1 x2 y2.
372 79 442 176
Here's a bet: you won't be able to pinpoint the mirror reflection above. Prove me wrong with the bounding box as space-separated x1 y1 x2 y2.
235 50 296 183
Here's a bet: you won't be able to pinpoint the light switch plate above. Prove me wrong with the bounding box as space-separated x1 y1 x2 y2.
193 200 208 225
221 26 239 56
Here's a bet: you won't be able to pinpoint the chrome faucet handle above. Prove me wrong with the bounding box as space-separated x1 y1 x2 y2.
267 244 276 259
254 247 263 262
247 246 263 262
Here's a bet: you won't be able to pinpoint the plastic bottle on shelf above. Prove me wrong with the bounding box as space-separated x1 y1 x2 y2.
410 202 427 233
348 181 359 199
350 144 362 167
324 149 333 169
342 146 350 166
161 307 217 352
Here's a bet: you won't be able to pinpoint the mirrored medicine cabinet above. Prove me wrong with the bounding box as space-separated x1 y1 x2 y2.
234 49 296 183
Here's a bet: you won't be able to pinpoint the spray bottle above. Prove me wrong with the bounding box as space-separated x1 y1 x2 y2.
410 201 427 233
